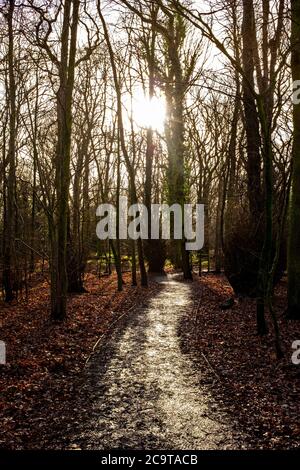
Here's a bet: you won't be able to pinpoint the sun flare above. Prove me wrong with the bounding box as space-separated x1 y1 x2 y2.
131 91 166 132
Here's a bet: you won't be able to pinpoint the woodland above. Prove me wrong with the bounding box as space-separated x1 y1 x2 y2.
0 0 300 451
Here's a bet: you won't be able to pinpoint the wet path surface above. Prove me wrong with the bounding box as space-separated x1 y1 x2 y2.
73 275 244 449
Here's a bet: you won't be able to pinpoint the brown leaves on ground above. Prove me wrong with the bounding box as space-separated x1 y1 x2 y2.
179 274 300 449
0 272 159 449
1 271 299 450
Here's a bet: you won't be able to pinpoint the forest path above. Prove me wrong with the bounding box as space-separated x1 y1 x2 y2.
73 274 244 449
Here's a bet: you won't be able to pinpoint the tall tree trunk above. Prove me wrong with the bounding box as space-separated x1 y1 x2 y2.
288 0 300 319
242 0 262 220
256 99 273 336
144 7 166 274
51 0 80 320
67 132 87 293
145 118 165 273
225 0 264 298
225 90 239 233
81 145 90 282
30 142 37 273
3 0 16 302
215 178 223 274
29 73 39 273
114 137 123 291
165 18 192 280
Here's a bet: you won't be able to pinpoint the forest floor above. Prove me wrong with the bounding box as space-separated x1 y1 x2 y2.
0 271 159 449
179 274 300 449
0 271 299 449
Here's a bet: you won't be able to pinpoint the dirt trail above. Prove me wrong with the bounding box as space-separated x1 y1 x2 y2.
72 275 245 449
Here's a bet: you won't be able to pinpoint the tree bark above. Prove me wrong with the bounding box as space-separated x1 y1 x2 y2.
288 0 300 319
3 0 16 302
241 0 262 220
165 16 192 280
51 0 80 320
